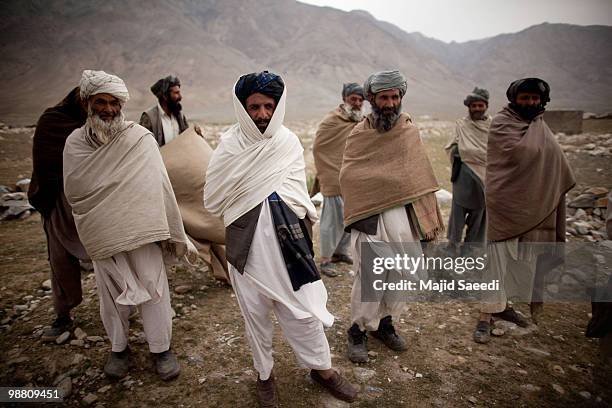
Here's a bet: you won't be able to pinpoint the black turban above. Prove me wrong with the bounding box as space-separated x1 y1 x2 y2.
342 82 364 98
506 78 550 106
235 71 284 107
151 75 181 99
463 87 489 106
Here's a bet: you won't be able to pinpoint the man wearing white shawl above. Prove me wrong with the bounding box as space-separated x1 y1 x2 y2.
63 70 195 381
205 71 357 406
444 87 491 252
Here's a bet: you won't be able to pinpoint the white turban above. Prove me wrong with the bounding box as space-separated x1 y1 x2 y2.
79 70 130 103
364 70 407 99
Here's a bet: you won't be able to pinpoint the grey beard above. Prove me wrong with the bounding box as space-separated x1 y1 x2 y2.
86 108 126 144
341 103 363 122
371 103 401 132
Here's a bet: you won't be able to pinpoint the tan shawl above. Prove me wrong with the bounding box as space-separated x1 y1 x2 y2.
63 122 196 261
486 107 575 242
160 126 229 282
444 116 491 182
313 106 358 196
340 113 444 239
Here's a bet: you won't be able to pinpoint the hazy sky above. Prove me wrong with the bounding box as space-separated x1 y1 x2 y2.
299 0 612 42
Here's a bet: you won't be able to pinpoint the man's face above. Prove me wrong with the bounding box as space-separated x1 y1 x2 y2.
343 94 364 111
245 93 276 133
372 89 401 111
515 92 541 107
167 85 182 104
89 93 121 122
468 101 487 120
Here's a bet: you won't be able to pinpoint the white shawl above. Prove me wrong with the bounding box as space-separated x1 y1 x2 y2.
204 82 317 226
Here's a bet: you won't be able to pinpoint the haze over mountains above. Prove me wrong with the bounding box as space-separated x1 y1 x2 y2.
1 0 611 125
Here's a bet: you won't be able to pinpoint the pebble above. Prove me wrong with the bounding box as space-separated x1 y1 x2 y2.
552 383 565 395
82 393 98 406
71 353 86 366
520 384 541 393
42 279 52 290
97 385 111 393
579 391 591 399
74 327 88 340
56 331 71 345
70 339 85 347
174 285 192 294
468 396 477 404
367 351 378 358
552 365 565 375
86 336 104 343
57 376 72 398
491 328 505 337
521 346 551 358
13 304 28 312
353 367 376 383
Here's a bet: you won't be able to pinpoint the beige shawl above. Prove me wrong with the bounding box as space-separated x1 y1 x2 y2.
313 106 358 196
340 113 444 239
63 122 196 261
444 116 491 182
486 107 575 242
160 126 229 282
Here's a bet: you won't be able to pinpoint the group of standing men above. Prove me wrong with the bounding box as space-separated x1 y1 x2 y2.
27 65 574 407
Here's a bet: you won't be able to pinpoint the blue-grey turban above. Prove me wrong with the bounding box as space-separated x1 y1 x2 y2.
463 87 489 106
235 71 284 107
363 70 407 99
342 82 364 98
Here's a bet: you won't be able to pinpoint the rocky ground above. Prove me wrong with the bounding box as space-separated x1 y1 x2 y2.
0 118 611 407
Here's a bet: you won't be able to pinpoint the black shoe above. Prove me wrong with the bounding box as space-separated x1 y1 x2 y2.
104 347 130 379
331 254 353 265
256 372 279 408
347 324 368 363
41 315 73 342
473 320 491 344
320 262 340 277
493 307 529 328
152 349 180 381
370 316 407 351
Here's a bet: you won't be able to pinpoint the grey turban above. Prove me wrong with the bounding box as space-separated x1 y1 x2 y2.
79 70 129 103
463 87 489 106
363 70 407 99
151 75 181 99
342 82 364 98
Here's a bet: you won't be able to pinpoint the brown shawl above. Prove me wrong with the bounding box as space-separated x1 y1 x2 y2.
28 87 87 217
313 106 358 196
160 126 229 282
340 113 444 239
486 106 575 242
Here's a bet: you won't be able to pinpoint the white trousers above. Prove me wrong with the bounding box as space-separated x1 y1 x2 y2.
93 242 172 353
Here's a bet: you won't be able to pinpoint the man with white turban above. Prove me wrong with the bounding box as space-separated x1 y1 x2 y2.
312 82 364 277
340 70 444 362
444 87 491 254
63 70 196 380
205 71 357 406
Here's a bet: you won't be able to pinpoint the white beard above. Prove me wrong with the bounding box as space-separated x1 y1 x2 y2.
341 103 364 122
86 107 126 144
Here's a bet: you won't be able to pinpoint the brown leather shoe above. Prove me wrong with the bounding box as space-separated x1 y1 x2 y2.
256 373 279 408
310 370 358 403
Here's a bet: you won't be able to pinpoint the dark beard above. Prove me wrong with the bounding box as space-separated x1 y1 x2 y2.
167 99 182 117
371 102 401 132
511 103 544 121
469 111 486 121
